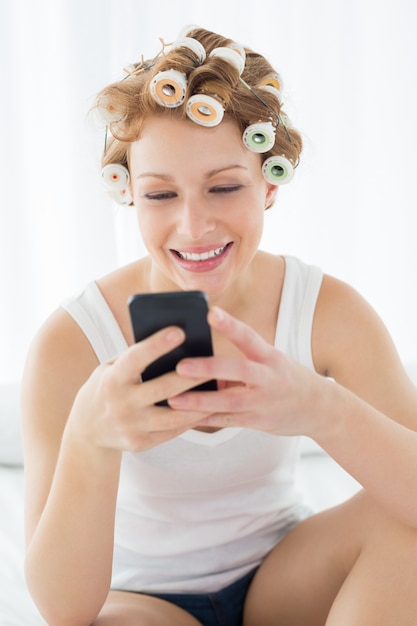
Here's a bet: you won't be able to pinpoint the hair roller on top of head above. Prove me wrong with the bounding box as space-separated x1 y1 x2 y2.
259 84 283 105
229 42 246 62
150 69 188 108
186 94 225 127
169 37 207 64
256 75 284 108
150 69 187 108
209 46 245 75
259 74 284 95
279 111 292 128
175 23 201 39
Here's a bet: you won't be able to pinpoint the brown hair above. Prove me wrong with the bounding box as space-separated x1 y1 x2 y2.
95 27 302 188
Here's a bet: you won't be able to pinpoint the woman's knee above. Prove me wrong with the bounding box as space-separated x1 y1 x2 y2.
243 491 417 626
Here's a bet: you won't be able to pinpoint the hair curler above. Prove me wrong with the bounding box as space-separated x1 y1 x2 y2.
186 94 225 126
169 37 206 64
101 164 132 204
209 46 245 75
150 69 187 108
109 186 133 205
259 74 284 96
243 121 276 153
95 95 124 125
262 155 294 185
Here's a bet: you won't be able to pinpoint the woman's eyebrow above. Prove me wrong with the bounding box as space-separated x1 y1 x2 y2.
135 172 174 181
206 165 248 178
135 165 248 181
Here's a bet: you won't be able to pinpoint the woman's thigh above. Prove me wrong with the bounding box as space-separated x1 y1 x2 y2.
94 567 256 626
243 489 417 626
92 589 202 626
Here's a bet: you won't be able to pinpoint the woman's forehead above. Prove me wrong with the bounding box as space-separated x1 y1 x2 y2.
129 115 249 162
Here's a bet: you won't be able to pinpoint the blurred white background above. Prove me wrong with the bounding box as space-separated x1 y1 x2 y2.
1 0 417 382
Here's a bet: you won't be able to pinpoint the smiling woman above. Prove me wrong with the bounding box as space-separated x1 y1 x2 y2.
18 20 417 626
128 116 273 295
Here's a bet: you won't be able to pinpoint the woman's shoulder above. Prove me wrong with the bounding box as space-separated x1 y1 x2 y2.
23 306 100 406
312 271 400 379
95 258 150 346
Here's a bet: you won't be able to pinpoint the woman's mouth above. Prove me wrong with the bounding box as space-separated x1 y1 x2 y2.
175 244 229 261
171 242 233 270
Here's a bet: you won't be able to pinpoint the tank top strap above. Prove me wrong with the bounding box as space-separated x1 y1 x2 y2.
275 256 323 369
61 282 128 362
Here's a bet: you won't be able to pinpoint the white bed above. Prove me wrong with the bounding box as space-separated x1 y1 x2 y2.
0 382 363 626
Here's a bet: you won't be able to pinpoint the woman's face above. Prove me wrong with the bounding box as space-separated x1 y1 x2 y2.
129 115 277 298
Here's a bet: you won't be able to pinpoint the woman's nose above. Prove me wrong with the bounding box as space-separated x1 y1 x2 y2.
176 201 216 239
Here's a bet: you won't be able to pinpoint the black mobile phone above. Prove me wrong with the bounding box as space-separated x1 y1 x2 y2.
128 290 217 405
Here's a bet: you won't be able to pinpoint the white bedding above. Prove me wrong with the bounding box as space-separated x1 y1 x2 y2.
0 446 360 626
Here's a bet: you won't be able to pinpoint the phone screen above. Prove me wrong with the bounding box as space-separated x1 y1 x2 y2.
128 291 217 403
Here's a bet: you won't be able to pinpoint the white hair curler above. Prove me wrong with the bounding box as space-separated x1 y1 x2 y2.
101 164 132 204
109 187 133 205
102 163 130 189
169 37 206 64
259 84 283 105
243 121 276 153
259 74 284 96
95 95 124 125
175 24 201 40
150 69 187 108
209 46 245 75
186 94 225 127
229 42 246 64
262 155 294 185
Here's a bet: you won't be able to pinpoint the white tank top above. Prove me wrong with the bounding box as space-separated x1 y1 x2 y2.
62 255 323 593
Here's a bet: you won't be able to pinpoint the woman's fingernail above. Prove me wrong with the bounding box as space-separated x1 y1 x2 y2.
169 394 185 408
211 306 224 323
165 327 184 344
177 359 194 374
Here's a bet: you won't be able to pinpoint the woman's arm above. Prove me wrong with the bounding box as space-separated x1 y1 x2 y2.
22 310 121 626
22 308 208 626
308 274 417 521
170 277 417 527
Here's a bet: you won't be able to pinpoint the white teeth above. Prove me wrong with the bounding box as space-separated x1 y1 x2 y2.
177 245 227 261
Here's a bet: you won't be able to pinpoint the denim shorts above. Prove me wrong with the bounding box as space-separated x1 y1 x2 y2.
136 508 312 624
147 567 258 626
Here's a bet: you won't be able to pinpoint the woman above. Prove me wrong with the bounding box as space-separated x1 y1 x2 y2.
22 25 417 626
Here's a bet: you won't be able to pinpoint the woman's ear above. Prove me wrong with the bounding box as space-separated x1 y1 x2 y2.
265 182 278 210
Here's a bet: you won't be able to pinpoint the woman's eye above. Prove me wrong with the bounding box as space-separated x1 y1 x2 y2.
211 185 243 194
145 191 177 201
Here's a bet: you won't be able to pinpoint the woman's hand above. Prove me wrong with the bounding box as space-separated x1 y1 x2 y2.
65 325 213 452
169 307 331 437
